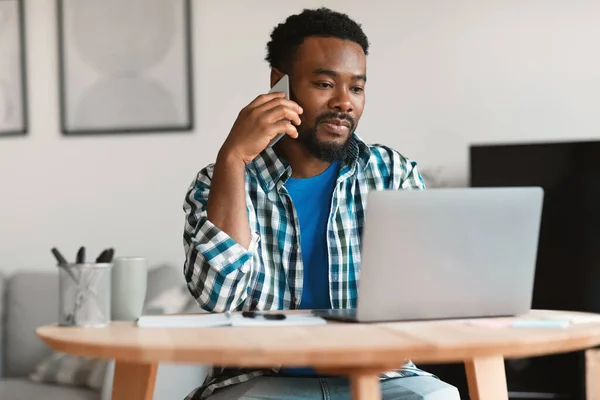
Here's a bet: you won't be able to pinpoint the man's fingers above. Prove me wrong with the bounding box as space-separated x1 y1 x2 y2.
253 97 303 117
273 120 299 139
262 105 302 126
246 92 287 109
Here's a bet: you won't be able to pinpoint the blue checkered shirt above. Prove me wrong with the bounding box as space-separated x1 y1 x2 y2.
182 134 431 399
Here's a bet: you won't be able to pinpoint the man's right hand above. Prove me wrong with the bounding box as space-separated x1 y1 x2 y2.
219 92 303 164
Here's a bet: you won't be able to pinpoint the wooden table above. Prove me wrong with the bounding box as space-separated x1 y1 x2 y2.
36 309 600 400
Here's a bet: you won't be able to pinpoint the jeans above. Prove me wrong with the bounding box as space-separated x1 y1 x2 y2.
207 376 460 400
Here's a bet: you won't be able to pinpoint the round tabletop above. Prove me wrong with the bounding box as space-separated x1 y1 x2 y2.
36 309 600 370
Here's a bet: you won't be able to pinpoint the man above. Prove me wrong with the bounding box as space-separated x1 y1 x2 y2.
183 7 460 400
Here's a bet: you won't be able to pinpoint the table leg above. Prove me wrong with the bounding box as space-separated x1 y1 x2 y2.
464 356 508 400
586 348 600 399
112 361 158 400
349 371 381 400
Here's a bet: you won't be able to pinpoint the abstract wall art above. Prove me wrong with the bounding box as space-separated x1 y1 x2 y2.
0 0 28 136
57 0 194 135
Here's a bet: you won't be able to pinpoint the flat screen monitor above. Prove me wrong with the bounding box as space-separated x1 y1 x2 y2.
470 140 600 314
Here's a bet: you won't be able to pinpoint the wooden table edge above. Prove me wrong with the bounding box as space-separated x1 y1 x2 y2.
35 313 600 400
35 324 600 367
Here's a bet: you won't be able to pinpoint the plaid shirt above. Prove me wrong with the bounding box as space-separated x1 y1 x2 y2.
182 134 431 399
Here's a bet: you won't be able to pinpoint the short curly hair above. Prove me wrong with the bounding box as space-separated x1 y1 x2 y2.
265 7 369 72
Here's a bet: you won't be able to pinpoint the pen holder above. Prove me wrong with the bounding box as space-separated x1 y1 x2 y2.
58 263 112 327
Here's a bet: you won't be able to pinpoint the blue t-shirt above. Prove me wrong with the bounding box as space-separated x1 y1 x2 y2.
279 160 339 376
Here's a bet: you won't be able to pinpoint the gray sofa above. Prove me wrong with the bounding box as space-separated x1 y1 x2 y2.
0 265 209 400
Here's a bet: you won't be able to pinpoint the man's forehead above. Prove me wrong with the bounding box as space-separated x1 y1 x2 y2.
294 36 366 75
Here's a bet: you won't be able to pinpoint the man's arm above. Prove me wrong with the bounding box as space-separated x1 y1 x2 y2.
204 91 302 249
183 91 303 313
207 151 252 249
183 165 259 313
398 157 426 190
370 145 426 190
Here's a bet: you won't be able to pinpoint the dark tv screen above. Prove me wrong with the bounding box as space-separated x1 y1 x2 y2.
470 140 600 313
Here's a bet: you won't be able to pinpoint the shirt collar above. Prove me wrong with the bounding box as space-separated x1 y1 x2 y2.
249 133 372 193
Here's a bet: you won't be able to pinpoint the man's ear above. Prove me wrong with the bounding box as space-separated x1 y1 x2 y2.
270 68 285 88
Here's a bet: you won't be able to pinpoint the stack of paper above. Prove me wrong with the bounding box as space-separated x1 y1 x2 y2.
136 313 326 328
136 313 230 328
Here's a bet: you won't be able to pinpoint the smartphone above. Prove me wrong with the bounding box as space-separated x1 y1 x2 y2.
266 74 290 148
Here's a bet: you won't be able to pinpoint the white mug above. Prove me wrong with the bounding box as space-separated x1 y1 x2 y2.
111 257 147 321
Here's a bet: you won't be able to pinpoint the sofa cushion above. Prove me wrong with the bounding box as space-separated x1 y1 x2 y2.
5 272 58 377
22 264 192 390
146 264 187 302
29 352 106 391
4 265 185 377
144 284 197 315
0 378 99 400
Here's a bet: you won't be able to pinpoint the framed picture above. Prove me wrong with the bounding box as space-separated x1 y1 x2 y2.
57 0 194 135
0 0 28 136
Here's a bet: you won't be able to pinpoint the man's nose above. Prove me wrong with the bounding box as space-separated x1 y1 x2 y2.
328 88 353 113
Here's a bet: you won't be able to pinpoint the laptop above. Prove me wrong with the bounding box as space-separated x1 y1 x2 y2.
313 187 544 323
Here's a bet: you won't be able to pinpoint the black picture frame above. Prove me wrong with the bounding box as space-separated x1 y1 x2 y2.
57 0 194 135
0 0 28 137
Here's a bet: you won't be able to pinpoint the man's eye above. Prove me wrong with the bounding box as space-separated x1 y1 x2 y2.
352 87 364 93
315 82 333 89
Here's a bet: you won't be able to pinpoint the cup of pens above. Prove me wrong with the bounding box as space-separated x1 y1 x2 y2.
53 247 114 327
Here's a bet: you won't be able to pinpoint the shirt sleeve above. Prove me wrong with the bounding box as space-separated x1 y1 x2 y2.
371 145 427 190
395 154 426 190
182 164 260 313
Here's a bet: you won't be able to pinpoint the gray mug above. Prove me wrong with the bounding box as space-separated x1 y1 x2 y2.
111 257 147 321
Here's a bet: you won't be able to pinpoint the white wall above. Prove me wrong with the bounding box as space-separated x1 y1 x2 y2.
1 0 599 273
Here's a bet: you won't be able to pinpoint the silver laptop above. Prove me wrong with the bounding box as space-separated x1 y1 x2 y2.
313 187 544 323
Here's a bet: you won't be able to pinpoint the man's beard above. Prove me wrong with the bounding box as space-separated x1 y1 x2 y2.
296 112 356 162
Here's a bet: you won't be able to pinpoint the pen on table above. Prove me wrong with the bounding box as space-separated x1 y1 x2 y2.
242 311 286 320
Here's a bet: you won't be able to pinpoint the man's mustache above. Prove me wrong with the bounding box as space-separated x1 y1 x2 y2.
315 112 355 131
